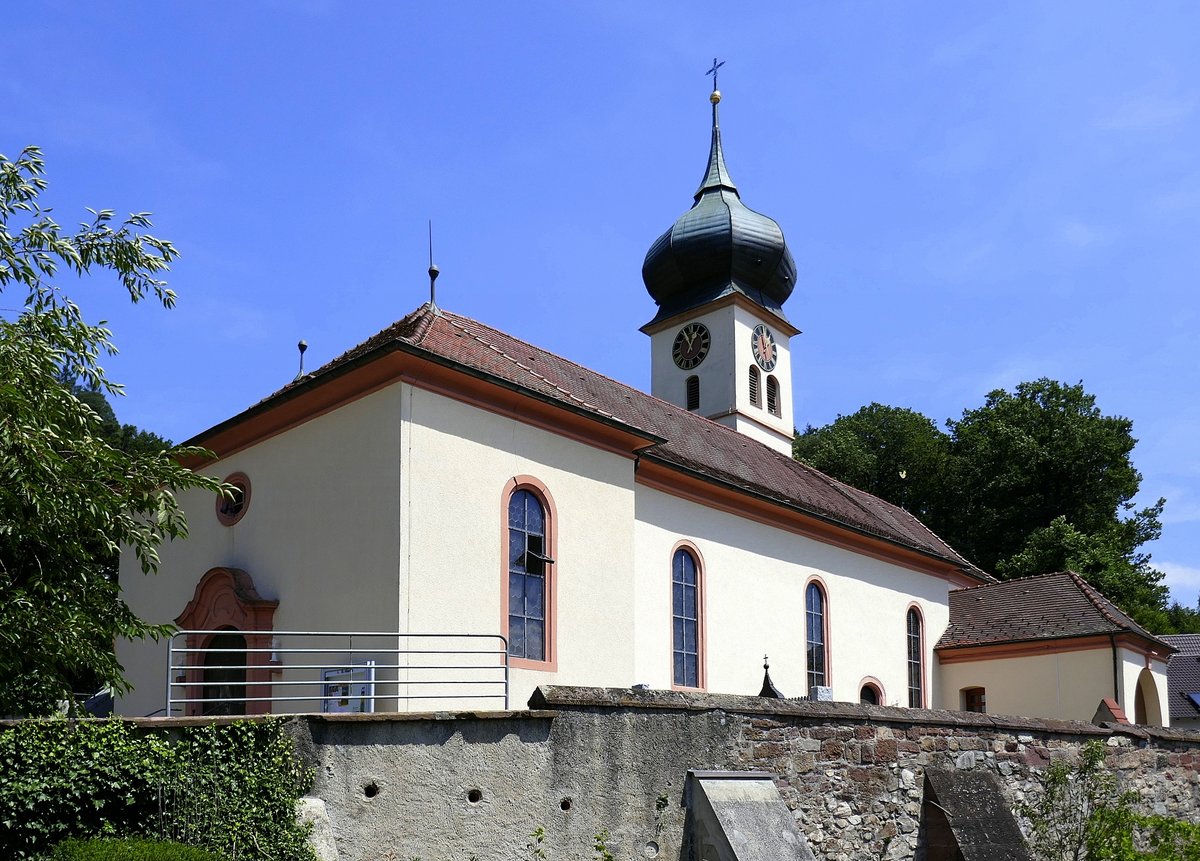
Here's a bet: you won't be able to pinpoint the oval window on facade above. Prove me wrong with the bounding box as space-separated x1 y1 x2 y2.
216 472 251 526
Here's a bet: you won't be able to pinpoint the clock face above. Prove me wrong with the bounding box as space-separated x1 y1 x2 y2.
672 322 711 370
752 324 778 371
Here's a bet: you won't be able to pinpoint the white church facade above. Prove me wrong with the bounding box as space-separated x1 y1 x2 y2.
116 85 1171 727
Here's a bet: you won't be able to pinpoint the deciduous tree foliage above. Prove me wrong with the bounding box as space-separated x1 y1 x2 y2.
794 381 1182 630
0 146 222 716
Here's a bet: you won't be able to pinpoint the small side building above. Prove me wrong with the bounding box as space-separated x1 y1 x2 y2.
936 571 1172 726
1160 634 1200 730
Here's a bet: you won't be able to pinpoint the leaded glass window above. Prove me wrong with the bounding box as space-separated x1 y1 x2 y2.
907 608 923 708
805 582 827 689
508 489 549 661
672 549 700 687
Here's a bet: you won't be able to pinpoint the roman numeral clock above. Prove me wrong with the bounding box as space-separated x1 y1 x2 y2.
672 322 711 370
751 323 777 371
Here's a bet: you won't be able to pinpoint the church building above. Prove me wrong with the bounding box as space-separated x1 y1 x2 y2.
116 82 1170 727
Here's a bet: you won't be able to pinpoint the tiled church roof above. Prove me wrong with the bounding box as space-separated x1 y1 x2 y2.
937 570 1172 651
236 303 988 579
1159 634 1200 721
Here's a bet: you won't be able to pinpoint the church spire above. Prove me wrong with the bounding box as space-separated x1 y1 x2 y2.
641 64 797 329
696 61 738 199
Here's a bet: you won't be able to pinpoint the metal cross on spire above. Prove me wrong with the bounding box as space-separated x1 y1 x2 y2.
706 57 725 92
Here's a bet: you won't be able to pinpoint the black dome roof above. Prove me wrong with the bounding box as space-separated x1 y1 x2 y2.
642 93 796 327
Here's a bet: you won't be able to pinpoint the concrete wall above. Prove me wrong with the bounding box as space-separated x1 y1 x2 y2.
285 686 1200 861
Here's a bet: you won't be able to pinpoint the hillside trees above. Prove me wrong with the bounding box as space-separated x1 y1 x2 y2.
794 380 1180 630
0 146 222 715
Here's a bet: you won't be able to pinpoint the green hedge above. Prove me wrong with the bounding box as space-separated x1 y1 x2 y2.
0 718 314 861
46 837 227 861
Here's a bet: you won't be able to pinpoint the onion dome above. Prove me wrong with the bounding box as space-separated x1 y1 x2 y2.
642 88 797 327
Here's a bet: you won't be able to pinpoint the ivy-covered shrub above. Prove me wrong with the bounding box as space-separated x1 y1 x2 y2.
0 718 313 861
0 719 169 856
45 837 227 861
158 721 314 861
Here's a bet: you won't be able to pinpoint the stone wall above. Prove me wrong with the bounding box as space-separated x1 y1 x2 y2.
285 686 1200 861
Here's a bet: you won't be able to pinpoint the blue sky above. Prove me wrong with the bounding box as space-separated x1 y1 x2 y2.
6 3 1199 602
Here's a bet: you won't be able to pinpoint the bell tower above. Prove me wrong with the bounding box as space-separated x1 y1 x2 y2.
640 70 799 454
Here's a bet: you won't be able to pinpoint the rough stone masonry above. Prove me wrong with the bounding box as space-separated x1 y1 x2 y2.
282 686 1200 861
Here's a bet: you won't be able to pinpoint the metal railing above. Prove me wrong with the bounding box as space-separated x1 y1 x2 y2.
166 630 509 717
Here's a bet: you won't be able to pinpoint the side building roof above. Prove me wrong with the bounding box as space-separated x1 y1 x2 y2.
191 303 988 583
937 570 1174 654
1159 634 1200 722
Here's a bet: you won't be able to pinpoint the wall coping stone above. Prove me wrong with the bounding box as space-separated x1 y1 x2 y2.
0 709 558 730
528 685 1200 744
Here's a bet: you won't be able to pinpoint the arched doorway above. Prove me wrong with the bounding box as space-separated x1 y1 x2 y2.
176 568 278 716
1133 667 1163 726
202 629 247 716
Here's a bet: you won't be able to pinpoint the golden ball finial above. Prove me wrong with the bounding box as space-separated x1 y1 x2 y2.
710 89 722 105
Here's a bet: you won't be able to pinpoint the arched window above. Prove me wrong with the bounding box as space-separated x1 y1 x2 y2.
860 684 879 705
748 366 761 408
805 581 827 690
686 375 700 411
505 481 555 666
907 607 924 708
766 375 780 417
672 547 703 689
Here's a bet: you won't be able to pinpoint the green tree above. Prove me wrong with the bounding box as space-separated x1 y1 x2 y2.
72 384 173 457
0 146 221 716
792 380 1182 630
793 403 950 523
943 380 1159 574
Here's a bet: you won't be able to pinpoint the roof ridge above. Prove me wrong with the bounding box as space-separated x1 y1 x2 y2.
1065 569 1133 630
437 312 621 420
788 460 982 573
437 308 804 449
949 569 1064 594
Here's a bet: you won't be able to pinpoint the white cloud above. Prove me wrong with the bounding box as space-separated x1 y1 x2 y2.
1097 93 1197 133
1161 561 1200 606
1057 220 1109 249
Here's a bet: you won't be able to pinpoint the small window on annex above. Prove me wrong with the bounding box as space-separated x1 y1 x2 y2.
962 687 986 713
805 582 827 690
859 681 882 706
748 366 761 408
508 488 553 663
686 375 700 411
216 472 251 526
672 548 702 688
906 608 924 708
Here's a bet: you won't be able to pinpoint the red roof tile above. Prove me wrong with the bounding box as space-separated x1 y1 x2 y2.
217 304 988 578
937 571 1173 650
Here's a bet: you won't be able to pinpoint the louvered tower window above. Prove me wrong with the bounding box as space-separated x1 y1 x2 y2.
766 375 780 416
748 366 761 408
686 375 700 411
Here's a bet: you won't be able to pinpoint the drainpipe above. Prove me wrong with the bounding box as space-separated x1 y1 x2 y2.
1110 634 1121 705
